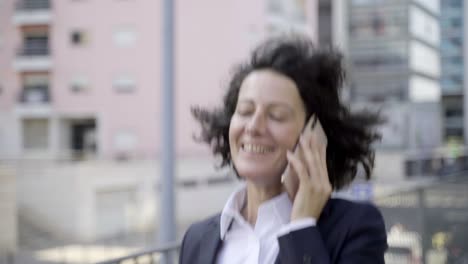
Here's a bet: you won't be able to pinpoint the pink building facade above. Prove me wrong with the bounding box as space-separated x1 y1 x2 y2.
0 0 318 245
0 0 318 161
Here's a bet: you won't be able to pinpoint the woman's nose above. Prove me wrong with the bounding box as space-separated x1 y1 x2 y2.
245 112 266 135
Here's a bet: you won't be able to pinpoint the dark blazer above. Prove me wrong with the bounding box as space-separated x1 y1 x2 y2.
179 198 388 264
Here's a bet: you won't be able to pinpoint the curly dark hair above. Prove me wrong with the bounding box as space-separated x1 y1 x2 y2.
192 34 382 190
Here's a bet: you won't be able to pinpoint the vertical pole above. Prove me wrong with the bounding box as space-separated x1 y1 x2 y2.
418 188 427 264
159 0 176 263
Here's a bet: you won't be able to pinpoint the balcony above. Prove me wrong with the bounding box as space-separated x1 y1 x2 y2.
15 85 52 115
13 42 52 71
13 0 52 26
18 85 50 104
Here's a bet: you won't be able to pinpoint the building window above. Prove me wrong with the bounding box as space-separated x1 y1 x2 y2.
113 75 136 93
69 119 96 160
451 18 462 27
22 34 49 55
23 118 49 150
20 74 50 103
113 27 137 47
70 75 90 93
113 130 137 160
268 0 283 15
71 30 88 46
449 0 462 7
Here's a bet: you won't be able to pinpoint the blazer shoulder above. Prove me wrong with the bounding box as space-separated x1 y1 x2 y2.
325 198 387 235
328 198 383 217
179 213 221 264
182 213 221 245
330 198 387 242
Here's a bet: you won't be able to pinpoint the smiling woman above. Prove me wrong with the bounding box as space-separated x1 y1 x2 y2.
228 69 306 186
181 34 387 264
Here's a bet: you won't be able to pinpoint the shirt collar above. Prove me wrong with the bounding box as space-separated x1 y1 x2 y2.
220 184 246 240
219 183 292 240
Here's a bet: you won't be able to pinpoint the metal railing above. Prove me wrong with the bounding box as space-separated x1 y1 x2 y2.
405 147 468 177
95 241 180 264
18 86 50 103
18 44 50 56
16 0 50 10
377 172 468 264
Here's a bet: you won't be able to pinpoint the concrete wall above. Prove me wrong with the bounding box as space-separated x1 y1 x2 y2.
16 160 80 240
14 156 237 242
0 165 17 256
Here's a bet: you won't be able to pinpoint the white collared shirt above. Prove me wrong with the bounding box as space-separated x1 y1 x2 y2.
216 184 316 264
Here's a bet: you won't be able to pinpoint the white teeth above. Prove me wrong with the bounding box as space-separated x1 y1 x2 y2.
242 144 273 154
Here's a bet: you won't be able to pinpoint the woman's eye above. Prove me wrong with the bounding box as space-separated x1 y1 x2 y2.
270 112 287 121
236 107 253 116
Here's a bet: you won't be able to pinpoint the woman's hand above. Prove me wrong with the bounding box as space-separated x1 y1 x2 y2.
285 115 331 221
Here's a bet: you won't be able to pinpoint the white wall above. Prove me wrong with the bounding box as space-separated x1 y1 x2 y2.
0 113 21 158
14 156 232 242
16 160 80 240
409 75 441 102
412 0 439 15
407 102 442 149
409 41 440 78
409 5 440 47
376 103 409 148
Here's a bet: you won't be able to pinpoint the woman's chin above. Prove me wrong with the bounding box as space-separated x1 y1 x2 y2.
238 169 281 186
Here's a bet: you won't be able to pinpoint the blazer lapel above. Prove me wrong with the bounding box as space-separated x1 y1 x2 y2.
198 216 223 264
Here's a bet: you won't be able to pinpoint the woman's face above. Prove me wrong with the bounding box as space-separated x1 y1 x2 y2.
229 69 306 186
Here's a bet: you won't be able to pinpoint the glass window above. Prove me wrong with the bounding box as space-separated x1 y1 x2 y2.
113 27 137 47
70 75 90 93
451 18 462 27
22 34 49 55
450 0 462 7
70 30 88 46
23 118 49 150
20 74 50 103
113 75 136 93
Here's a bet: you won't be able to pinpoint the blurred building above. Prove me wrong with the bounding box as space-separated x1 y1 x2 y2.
344 0 443 150
316 0 444 185
440 0 465 143
348 0 440 103
0 0 318 244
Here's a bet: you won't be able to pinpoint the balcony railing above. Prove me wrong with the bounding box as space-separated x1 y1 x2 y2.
16 0 50 10
18 85 50 104
18 44 49 56
95 242 180 264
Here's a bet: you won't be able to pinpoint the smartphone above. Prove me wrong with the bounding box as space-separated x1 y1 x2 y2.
282 115 320 198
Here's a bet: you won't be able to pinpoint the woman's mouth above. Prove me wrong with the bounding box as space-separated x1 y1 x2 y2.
241 143 274 154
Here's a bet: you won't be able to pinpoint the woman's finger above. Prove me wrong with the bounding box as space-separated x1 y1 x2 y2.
310 118 330 185
286 150 309 183
299 136 319 181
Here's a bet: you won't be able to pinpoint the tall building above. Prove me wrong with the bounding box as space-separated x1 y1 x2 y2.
0 0 317 245
348 0 440 103
346 0 442 149
440 0 465 142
